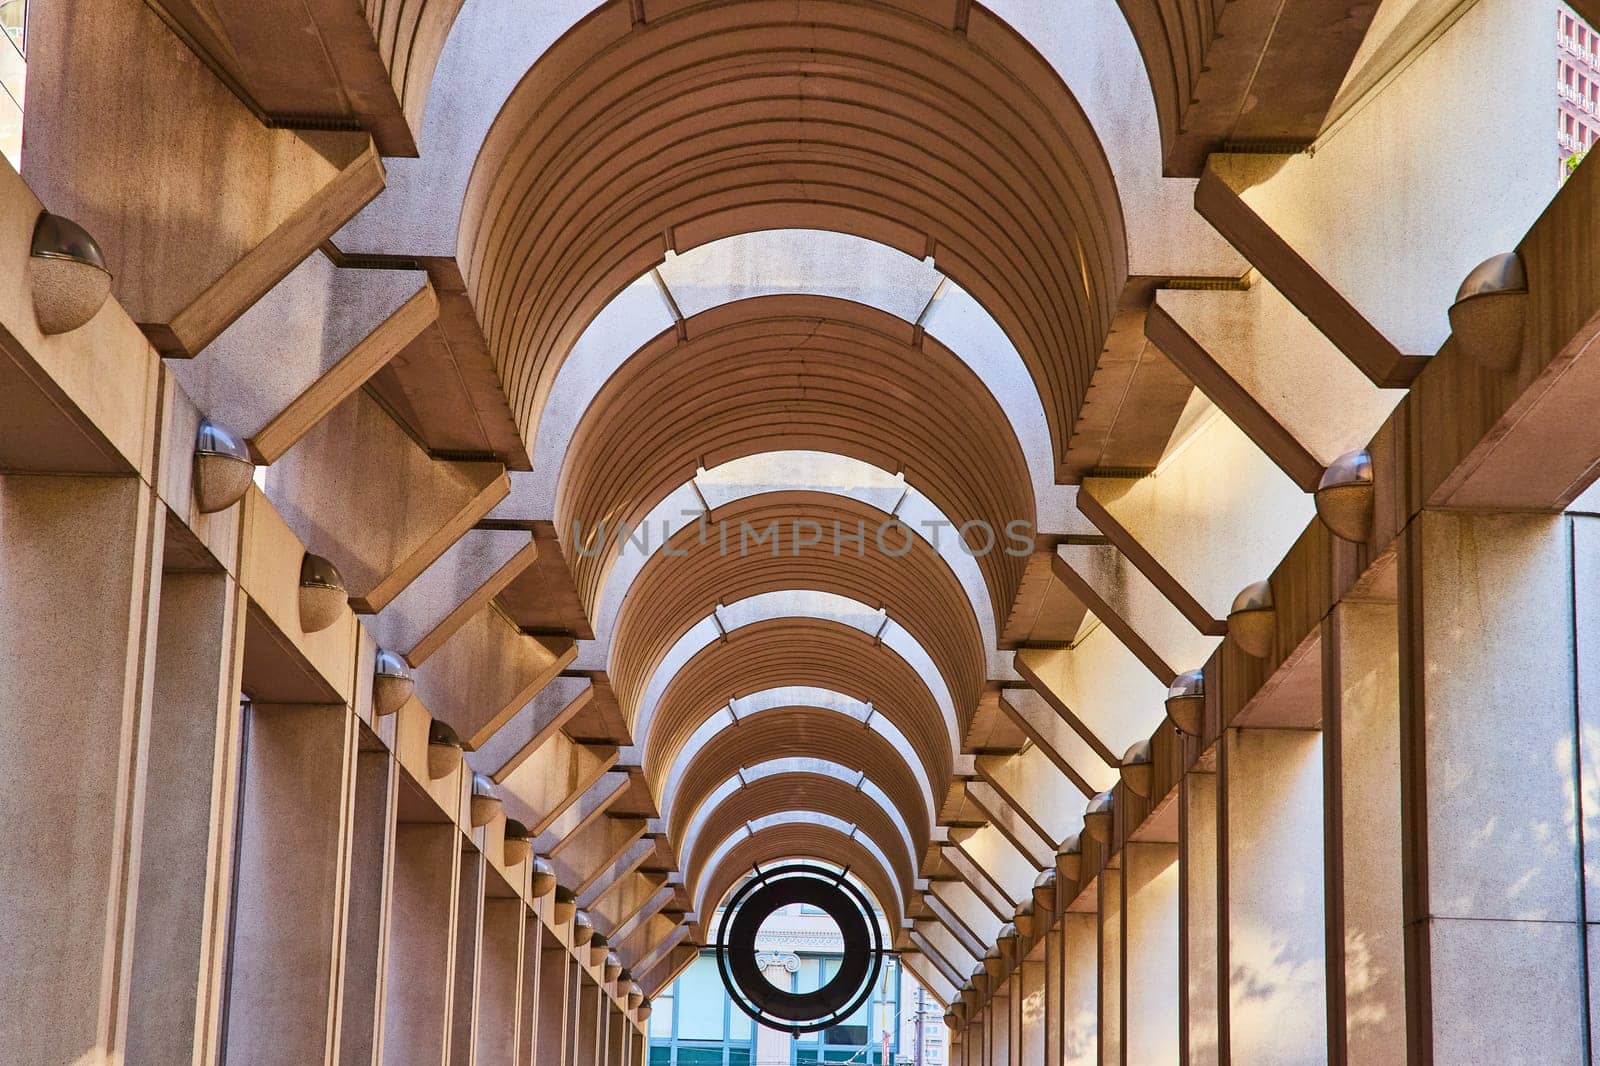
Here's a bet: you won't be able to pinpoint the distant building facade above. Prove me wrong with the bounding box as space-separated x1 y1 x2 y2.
1560 3 1600 176
648 905 944 1066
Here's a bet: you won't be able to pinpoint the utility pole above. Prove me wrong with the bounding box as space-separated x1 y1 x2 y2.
912 986 925 1066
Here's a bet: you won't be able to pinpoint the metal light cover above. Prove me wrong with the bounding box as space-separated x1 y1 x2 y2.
967 962 988 997
298 553 346 634
636 997 652 1022
372 649 414 717
1315 449 1375 542
1449 252 1528 371
627 987 643 1010
1032 869 1057 911
1228 580 1276 658
1082 791 1114 845
1013 898 1036 938
588 933 610 968
604 952 622 984
426 720 463 780
470 773 503 828
192 419 254 513
981 944 1005 981
572 907 595 946
553 886 577 925
530 856 557 898
1056 833 1082 881
1120 738 1154 798
617 968 636 996
502 818 530 866
30 211 112 335
1165 669 1206 737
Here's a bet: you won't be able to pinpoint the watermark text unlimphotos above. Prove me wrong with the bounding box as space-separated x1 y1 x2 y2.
570 514 1036 559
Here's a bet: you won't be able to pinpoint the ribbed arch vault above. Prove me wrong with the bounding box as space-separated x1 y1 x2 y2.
460 0 1126 483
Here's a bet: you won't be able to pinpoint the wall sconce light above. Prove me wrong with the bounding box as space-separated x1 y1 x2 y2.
637 997 652 1022
1120 738 1153 798
1056 834 1082 881
1083 791 1114 844
426 720 462 780
588 933 610 967
1165 670 1205 736
1448 252 1527 371
531 856 557 898
470 773 503 827
618 968 636 997
372 649 414 717
572 906 594 945
502 818 530 866
30 211 112 334
192 419 254 513
1315 449 1375 542
968 962 989 997
298 553 346 633
981 944 1004 981
1032 869 1056 912
1228 580 1276 658
1012 898 1035 938
553 885 577 925
604 952 622 984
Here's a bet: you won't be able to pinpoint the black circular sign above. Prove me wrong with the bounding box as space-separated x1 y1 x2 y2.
714 864 885 1035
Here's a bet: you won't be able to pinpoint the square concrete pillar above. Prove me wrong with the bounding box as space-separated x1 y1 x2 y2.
126 568 246 1066
0 475 162 1065
449 848 485 1065
1044 924 1063 1066
224 702 359 1065
384 816 463 1065
339 745 398 1066
513 916 545 1065
1400 511 1589 1063
1059 912 1098 1066
476 886 525 1065
535 926 571 1066
1017 954 1045 1066
1221 729 1327 1064
573 968 601 1066
1179 772 1220 1066
986 985 1010 1066
1322 601 1403 1064
1098 865 1123 1064
1122 841 1179 1065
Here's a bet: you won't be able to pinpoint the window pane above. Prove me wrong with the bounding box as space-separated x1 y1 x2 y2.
649 993 675 1037
677 958 726 1040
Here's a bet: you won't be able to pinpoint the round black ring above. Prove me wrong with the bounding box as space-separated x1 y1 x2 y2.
714 865 885 1035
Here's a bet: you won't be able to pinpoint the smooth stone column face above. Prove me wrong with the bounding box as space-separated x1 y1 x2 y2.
1180 772 1220 1066
1401 511 1587 1064
1017 957 1045 1066
573 969 600 1066
1060 913 1098 1066
340 748 398 1066
225 703 358 1065
1044 925 1063 1066
476 897 525 1065
0 475 161 1065
1323 602 1404 1065
127 570 246 1066
535 929 570 1066
1099 865 1123 1065
986 987 1010 1066
514 919 544 1065
1223 729 1327 1064
385 823 463 1066
450 851 485 1066
1123 842 1180 1065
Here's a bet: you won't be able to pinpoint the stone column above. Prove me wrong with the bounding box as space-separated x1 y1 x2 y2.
1180 771 1220 1066
754 954 796 1066
384 821 463 1065
1399 511 1591 1062
1098 863 1123 1064
535 925 571 1066
1043 923 1063 1066
1321 601 1403 1064
1059 912 1098 1066
476 893 525 1065
340 748 398 1066
1122 841 1179 1064
224 702 359 1065
514 913 544 1064
1220 728 1326 1064
1016 954 1045 1066
450 849 485 1065
126 569 246 1066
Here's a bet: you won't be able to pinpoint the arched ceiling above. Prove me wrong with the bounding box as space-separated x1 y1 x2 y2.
459 0 1126 481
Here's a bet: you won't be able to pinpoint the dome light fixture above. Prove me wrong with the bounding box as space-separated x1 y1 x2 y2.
1165 670 1205 736
1228 580 1276 658
553 886 577 925
30 211 112 335
1448 251 1527 371
588 933 610 967
1032 869 1056 912
470 773 503 827
426 720 463 780
192 420 254 513
298 553 346 634
530 856 557 898
1120 738 1154 798
572 907 595 946
502 819 530 866
1315 449 1375 542
372 649 414 717
1056 834 1082 881
1082 791 1114 845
